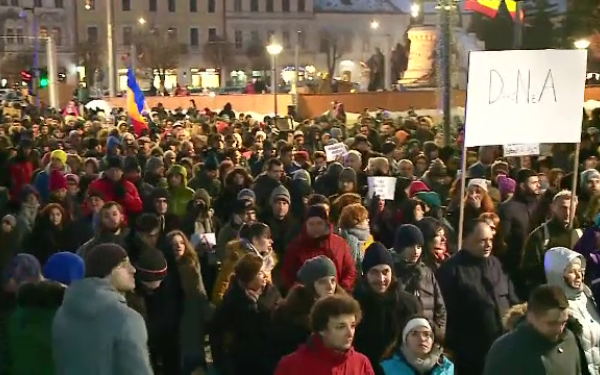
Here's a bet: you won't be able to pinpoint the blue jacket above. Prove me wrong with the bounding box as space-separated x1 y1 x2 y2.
52 278 153 375
381 352 454 375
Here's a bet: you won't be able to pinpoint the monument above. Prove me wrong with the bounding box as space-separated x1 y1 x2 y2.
400 26 438 87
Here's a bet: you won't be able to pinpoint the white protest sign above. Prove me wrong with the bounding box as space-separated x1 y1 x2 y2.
464 49 586 147
503 143 540 157
324 143 347 161
367 176 396 200
191 233 217 248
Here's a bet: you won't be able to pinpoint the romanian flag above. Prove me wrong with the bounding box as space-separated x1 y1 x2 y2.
464 0 522 20
126 67 148 137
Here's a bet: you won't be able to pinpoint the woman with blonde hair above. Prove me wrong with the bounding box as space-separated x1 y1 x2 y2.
339 203 374 274
157 230 210 375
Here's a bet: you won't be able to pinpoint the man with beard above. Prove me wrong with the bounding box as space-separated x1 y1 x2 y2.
77 202 129 259
577 168 600 226
521 191 579 293
498 168 541 298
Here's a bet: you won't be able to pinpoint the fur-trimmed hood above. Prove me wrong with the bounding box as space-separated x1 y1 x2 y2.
16 280 65 309
503 302 583 336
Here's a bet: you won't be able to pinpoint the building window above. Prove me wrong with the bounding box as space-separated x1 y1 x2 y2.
39 26 48 39
208 0 215 13
250 0 258 12
0 0 8 5
189 0 197 12
208 28 217 42
168 0 175 12
298 30 305 49
234 0 241 11
282 0 290 12
267 30 275 43
87 26 98 43
234 30 242 49
52 27 61 45
362 36 370 52
190 27 199 47
5 28 14 44
16 28 23 44
266 0 273 12
54 0 63 8
250 30 259 43
149 0 157 11
122 0 130 11
123 26 132 45
34 0 41 7
298 0 305 12
10 0 18 5
168 27 177 41
282 31 290 49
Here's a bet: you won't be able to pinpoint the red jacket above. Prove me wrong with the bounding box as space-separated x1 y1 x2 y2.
8 160 34 201
282 225 357 291
275 334 374 375
87 177 143 216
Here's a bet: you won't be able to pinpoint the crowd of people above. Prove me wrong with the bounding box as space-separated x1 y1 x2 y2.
2 101 600 375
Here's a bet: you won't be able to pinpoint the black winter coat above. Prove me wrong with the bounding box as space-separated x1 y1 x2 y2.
210 280 281 375
353 278 422 375
436 250 519 375
394 261 447 336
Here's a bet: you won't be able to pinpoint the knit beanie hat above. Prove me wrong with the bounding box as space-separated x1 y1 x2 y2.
414 191 441 209
394 224 424 253
204 155 219 171
49 169 67 192
123 156 141 173
105 156 123 170
293 169 312 186
497 174 516 200
408 181 430 198
362 242 394 274
135 250 168 282
339 167 357 185
237 188 256 202
85 244 128 279
65 173 80 185
50 149 67 165
402 317 432 344
428 159 447 178
581 169 600 185
145 156 164 173
270 185 291 205
3 254 42 285
43 252 85 286
306 204 329 222
297 255 337 286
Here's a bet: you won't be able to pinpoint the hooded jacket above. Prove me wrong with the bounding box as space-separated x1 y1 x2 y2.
545 247 600 375
275 334 375 375
282 224 357 291
52 278 153 375
166 164 195 218
87 175 143 217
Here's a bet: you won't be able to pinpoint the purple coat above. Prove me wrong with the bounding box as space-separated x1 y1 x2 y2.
574 226 600 300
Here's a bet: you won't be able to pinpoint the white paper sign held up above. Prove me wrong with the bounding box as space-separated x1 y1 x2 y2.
464 49 586 147
367 176 396 200
324 143 348 161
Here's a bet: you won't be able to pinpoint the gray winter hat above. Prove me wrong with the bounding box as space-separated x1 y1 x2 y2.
269 185 291 205
297 255 337 286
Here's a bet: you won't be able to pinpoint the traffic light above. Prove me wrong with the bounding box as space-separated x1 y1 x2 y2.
39 69 48 88
20 70 32 81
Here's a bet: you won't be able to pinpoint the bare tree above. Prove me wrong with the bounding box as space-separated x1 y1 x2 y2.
135 29 188 89
78 41 103 87
320 30 345 78
203 36 235 72
245 41 270 73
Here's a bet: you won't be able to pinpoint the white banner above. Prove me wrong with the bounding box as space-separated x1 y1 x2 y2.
464 49 586 147
503 143 540 157
367 176 396 200
324 143 347 162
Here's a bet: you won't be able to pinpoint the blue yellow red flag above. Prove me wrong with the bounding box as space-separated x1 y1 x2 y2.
464 0 522 20
126 67 148 136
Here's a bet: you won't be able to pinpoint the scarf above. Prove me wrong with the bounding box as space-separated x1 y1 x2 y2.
240 239 276 273
19 203 39 229
400 344 443 374
347 225 370 242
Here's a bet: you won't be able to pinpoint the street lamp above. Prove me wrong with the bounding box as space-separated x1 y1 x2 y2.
138 17 146 25
370 20 391 91
411 3 421 18
266 42 283 117
575 39 591 50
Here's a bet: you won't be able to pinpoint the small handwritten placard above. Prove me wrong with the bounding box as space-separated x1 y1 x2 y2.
324 143 348 162
504 144 540 157
367 176 397 200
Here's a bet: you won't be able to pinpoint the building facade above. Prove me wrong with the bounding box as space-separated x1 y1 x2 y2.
0 0 76 84
75 0 225 91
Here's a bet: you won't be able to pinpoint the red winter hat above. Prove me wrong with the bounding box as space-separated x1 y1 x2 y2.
49 169 68 192
408 180 430 198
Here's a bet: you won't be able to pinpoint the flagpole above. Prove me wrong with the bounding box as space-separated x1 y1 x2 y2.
513 0 522 49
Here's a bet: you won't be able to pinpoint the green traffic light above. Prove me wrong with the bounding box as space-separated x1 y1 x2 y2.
39 78 48 87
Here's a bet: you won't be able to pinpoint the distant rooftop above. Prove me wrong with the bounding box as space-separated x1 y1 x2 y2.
314 0 567 14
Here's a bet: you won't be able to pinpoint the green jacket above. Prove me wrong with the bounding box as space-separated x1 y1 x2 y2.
7 281 65 375
167 164 195 218
484 321 583 375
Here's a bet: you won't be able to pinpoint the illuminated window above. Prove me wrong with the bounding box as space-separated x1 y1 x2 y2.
52 27 61 45
5 28 14 44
